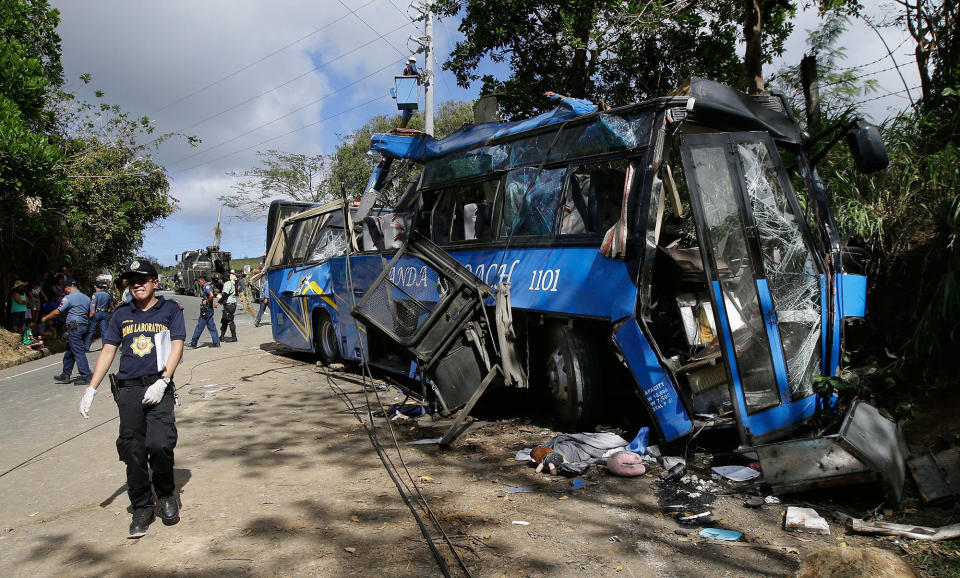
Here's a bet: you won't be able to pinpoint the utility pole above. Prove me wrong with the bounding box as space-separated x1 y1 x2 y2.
424 8 434 137
408 2 435 136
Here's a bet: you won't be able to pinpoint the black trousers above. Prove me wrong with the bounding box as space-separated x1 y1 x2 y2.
220 302 237 338
116 383 178 511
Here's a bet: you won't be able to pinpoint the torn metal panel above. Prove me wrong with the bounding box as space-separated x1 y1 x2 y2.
351 232 521 442
747 401 908 504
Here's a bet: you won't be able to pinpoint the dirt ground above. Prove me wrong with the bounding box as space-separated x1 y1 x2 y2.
0 333 956 577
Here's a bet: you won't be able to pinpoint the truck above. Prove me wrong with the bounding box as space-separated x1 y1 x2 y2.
173 246 232 295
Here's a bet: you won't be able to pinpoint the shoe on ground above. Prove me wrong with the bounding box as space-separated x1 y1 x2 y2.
158 495 180 524
185 343 198 349
210 343 221 347
73 376 91 386
254 322 260 327
222 337 237 342
128 508 155 538
53 374 71 384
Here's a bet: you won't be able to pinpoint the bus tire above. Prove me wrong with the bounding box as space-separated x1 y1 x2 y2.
314 311 340 364
543 323 599 428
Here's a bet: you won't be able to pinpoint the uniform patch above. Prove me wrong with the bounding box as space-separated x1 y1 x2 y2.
131 334 154 357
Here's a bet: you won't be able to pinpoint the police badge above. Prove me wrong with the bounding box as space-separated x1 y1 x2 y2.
131 334 154 357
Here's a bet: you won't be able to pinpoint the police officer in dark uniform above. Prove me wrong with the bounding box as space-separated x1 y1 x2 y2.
79 258 185 538
43 278 92 385
187 274 220 348
85 280 115 351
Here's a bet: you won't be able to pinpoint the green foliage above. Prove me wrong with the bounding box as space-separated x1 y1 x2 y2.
1 0 185 306
435 0 750 118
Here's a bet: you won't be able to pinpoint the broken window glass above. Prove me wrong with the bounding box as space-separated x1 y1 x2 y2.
689 146 781 413
737 142 820 400
307 227 346 262
501 167 566 237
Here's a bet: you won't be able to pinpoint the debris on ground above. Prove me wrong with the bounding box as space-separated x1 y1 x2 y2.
785 506 831 535
698 528 743 541
847 518 960 541
606 451 646 477
907 429 960 504
516 432 629 476
711 464 761 482
625 426 649 454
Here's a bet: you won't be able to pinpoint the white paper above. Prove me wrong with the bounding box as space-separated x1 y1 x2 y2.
155 330 172 372
711 465 761 482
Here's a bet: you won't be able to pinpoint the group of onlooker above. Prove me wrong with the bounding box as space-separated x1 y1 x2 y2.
6 268 122 357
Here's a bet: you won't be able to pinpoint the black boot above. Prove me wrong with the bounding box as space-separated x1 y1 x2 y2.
128 508 155 538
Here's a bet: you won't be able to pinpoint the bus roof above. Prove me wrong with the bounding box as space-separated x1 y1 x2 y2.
369 78 801 163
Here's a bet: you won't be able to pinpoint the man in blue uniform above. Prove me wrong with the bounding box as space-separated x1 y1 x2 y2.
85 281 115 351
187 274 220 348
42 279 93 385
78 258 185 538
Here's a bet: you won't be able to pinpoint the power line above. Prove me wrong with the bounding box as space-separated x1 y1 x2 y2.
169 56 406 168
834 36 913 72
174 20 414 134
337 0 407 58
152 0 381 114
173 93 391 175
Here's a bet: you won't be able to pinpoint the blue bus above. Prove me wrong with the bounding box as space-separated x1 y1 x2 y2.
261 77 887 448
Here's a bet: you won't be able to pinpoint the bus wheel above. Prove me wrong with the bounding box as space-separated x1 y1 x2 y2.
543 323 599 428
314 312 340 364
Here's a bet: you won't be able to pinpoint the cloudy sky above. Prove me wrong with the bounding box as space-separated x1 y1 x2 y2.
50 1 919 266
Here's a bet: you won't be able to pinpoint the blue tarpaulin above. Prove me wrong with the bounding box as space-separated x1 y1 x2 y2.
370 93 597 162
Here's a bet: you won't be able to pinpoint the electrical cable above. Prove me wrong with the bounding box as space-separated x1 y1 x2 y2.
169 57 406 168
0 351 263 480
152 0 381 114
339 202 472 576
337 0 408 58
172 20 414 135
173 93 392 175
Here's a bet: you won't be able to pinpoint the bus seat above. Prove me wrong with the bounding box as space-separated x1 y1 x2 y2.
463 202 478 240
390 213 411 248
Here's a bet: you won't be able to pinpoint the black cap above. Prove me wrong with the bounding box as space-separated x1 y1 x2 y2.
119 258 159 280
64 278 78 287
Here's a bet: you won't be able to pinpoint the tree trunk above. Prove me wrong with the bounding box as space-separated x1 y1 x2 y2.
743 0 765 94
800 54 821 133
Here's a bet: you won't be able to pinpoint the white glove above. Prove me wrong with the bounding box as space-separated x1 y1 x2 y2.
142 379 167 405
79 386 97 418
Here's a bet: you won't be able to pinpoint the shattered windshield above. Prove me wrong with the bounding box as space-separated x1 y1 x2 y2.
737 141 820 400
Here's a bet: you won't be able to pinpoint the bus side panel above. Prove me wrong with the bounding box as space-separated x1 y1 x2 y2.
269 263 337 352
336 247 638 321
613 319 693 442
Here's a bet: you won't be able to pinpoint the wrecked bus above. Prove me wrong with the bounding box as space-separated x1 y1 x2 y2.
262 77 892 455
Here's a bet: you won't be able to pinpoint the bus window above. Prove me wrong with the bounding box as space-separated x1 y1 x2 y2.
431 179 500 244
291 216 320 263
306 212 346 262
501 167 566 237
560 160 629 235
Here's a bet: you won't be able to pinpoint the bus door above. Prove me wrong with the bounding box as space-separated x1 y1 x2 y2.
679 132 824 444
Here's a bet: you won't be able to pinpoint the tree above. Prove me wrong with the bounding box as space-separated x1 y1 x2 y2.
2 1 189 313
771 12 877 128
219 150 329 220
895 0 960 145
435 0 804 118
324 100 474 207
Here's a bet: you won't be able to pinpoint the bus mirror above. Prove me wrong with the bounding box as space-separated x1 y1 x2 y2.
846 120 889 174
